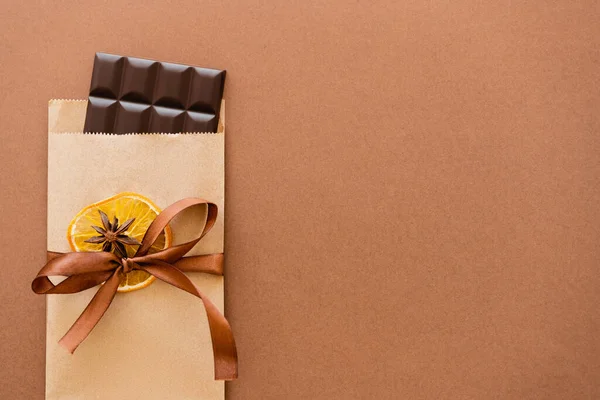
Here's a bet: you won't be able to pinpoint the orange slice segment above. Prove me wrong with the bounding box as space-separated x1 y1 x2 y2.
67 192 172 292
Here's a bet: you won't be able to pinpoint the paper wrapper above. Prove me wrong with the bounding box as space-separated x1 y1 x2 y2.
46 100 225 399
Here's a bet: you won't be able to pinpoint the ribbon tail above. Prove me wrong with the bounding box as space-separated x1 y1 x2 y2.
142 262 238 380
58 268 122 353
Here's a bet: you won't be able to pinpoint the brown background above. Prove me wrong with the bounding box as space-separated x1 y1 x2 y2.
1 1 599 399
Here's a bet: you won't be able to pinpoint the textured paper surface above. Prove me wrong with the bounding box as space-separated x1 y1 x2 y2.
46 101 224 399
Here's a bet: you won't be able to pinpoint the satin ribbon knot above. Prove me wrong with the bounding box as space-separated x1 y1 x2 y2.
32 198 237 380
120 258 137 274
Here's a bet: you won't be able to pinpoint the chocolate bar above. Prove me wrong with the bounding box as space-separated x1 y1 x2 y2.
83 53 225 134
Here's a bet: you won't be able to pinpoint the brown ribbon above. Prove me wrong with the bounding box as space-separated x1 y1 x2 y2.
32 198 237 380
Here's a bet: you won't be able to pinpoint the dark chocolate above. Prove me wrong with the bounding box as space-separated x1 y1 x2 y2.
83 53 225 134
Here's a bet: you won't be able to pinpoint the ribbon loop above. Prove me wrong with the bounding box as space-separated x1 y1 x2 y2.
32 198 237 380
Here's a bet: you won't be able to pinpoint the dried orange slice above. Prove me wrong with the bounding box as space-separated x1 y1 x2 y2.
67 192 172 292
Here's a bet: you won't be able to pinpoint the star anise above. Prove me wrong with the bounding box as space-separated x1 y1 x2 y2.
84 210 142 258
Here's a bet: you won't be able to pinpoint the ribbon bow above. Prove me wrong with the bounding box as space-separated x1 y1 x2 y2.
32 198 237 380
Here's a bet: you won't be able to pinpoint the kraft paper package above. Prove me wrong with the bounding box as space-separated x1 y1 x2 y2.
42 100 233 399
